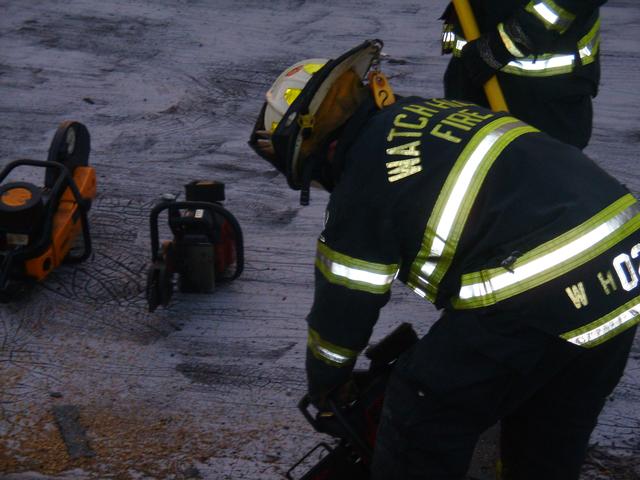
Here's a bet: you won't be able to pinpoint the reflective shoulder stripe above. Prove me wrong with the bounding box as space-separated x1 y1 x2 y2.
578 18 601 66
525 0 576 33
454 194 640 309
561 295 640 347
308 328 359 367
315 241 399 294
408 117 538 302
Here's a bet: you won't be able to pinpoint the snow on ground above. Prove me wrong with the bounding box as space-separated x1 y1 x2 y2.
0 1 638 479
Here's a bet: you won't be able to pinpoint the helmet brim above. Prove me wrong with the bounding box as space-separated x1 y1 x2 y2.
269 39 383 190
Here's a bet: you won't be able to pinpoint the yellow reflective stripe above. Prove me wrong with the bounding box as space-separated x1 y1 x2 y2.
502 53 576 76
452 38 468 58
450 21 600 76
315 241 398 294
442 23 456 54
454 195 640 309
408 117 538 301
526 0 576 33
561 295 640 347
578 18 601 66
308 328 359 367
498 22 526 58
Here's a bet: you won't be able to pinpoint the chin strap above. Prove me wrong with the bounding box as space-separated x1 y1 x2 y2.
300 186 310 206
299 155 318 206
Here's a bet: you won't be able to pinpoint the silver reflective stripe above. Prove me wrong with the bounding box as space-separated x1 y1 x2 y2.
316 241 398 294
320 258 397 286
456 197 640 308
315 344 353 365
502 54 575 72
308 328 358 367
452 37 575 75
579 44 594 61
450 28 600 76
527 0 575 32
533 3 560 24
408 117 537 301
578 18 601 66
562 297 640 347
443 31 456 44
453 38 468 57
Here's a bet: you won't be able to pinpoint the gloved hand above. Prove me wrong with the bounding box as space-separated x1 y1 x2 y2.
460 29 514 87
310 378 360 439
311 377 359 414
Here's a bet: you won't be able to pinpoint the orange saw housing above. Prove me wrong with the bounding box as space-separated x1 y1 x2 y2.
23 166 96 280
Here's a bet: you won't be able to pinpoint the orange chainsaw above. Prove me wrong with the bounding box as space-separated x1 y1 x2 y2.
0 121 96 294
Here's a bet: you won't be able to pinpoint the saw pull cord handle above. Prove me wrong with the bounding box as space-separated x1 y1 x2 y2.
452 0 509 112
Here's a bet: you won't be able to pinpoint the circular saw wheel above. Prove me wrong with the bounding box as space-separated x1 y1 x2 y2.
44 121 91 189
146 262 173 312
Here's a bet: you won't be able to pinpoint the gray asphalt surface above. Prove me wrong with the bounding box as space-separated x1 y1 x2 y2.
0 1 639 479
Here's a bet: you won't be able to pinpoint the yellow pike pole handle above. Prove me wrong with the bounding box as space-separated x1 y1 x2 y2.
452 0 509 112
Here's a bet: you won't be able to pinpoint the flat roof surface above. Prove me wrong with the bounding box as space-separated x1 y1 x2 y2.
1 1 638 478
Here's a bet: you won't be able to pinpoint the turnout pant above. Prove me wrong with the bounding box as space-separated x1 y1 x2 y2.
371 311 637 480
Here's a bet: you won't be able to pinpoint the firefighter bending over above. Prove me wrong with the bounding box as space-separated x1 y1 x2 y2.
249 40 638 480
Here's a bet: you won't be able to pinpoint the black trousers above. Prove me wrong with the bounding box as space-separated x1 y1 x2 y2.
371 321 637 480
444 57 595 150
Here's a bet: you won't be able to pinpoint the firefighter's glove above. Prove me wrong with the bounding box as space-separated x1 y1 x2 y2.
311 378 359 417
311 379 360 438
460 30 514 87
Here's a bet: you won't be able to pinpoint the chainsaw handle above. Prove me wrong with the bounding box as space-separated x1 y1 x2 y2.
327 398 373 461
298 393 373 461
0 159 92 265
285 442 334 480
298 394 341 434
150 201 214 262
149 201 243 280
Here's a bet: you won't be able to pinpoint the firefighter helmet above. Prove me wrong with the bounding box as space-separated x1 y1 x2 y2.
249 40 383 204
263 59 328 135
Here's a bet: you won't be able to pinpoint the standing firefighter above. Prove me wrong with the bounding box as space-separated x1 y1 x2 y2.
249 40 639 479
441 0 605 149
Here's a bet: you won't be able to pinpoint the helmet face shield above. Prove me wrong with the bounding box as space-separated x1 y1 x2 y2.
249 39 384 195
249 103 281 171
